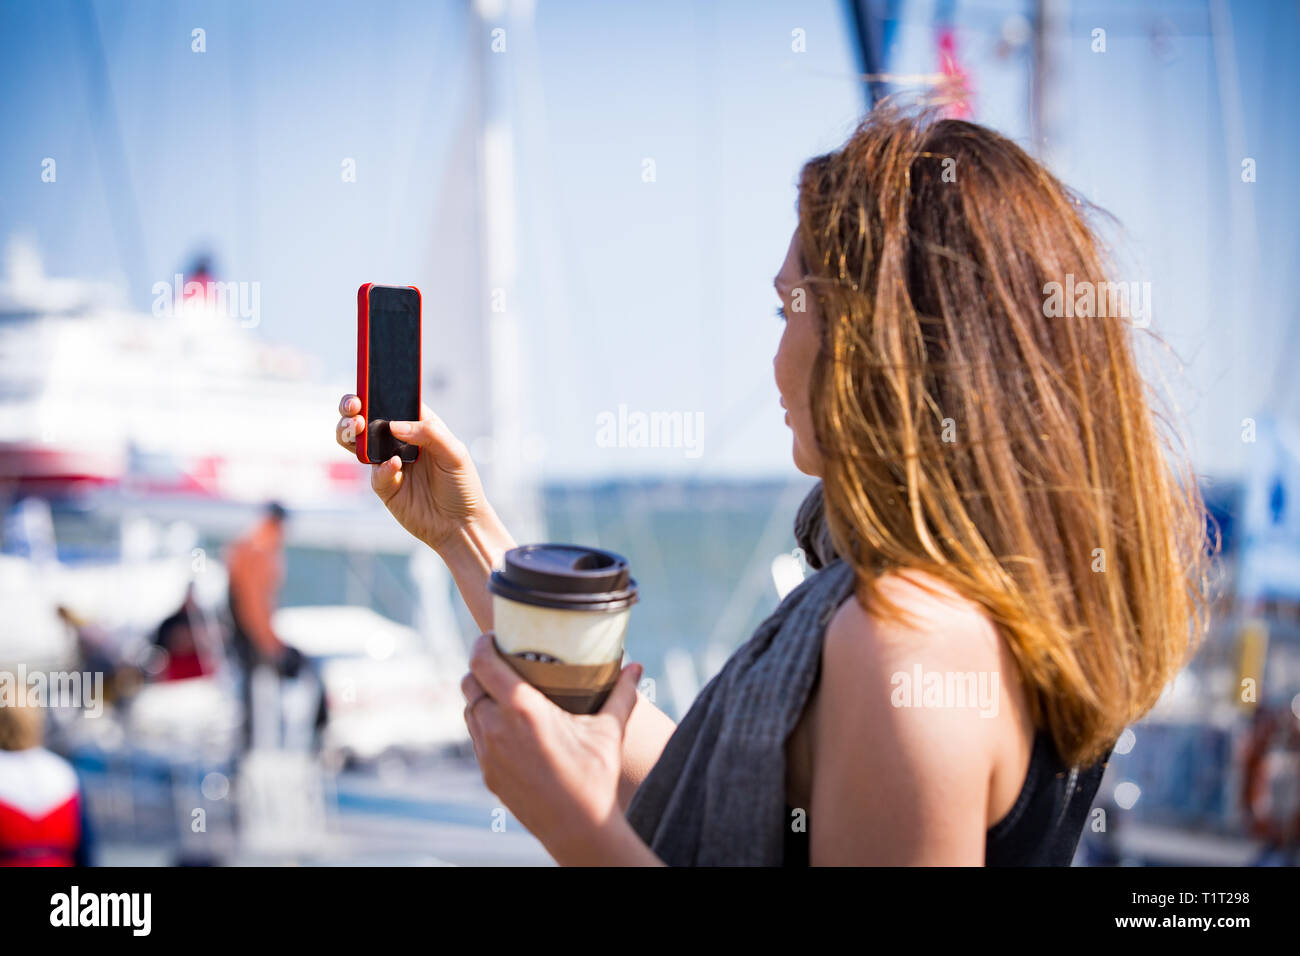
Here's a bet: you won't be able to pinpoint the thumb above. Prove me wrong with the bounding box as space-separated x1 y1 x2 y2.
388 406 468 470
598 662 643 730
370 455 403 503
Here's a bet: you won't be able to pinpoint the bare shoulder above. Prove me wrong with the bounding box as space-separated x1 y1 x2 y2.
812 568 1036 851
808 569 1017 861
819 568 1003 759
824 568 1004 674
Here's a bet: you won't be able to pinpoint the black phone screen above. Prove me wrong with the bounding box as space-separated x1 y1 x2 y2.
366 286 420 463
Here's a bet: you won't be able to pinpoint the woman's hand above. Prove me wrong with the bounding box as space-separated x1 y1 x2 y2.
461 633 661 866
334 395 488 553
335 395 515 634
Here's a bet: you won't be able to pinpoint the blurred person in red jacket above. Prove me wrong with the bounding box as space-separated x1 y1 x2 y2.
151 583 219 682
0 686 92 866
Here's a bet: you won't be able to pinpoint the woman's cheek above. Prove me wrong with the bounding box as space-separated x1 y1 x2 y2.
793 406 820 473
790 331 824 473
773 327 795 399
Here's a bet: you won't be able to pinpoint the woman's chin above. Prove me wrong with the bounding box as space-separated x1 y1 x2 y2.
791 437 821 477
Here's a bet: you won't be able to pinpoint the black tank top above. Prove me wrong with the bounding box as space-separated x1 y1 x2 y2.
783 730 1109 866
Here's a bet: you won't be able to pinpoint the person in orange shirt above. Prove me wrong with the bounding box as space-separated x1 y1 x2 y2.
225 503 326 751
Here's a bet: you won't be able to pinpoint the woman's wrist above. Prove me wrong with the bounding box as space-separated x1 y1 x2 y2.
433 508 517 633
548 813 664 867
433 507 514 568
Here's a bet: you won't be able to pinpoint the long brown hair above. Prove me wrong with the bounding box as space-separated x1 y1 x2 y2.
797 102 1213 767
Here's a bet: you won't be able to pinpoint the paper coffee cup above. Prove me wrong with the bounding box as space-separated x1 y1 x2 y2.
488 544 638 714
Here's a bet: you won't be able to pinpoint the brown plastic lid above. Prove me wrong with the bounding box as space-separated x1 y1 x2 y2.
488 544 638 612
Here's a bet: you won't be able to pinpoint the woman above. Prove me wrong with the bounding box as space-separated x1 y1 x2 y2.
334 104 1210 865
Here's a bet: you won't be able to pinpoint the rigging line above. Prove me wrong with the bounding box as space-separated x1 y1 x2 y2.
227 0 259 282
844 0 885 107
516 12 616 543
694 0 722 425
521 2 788 484
705 478 813 652
74 0 149 300
615 480 669 620
699 372 783 463
1031 0 1071 164
1209 0 1268 409
776 64 953 87
1258 6 1300 416
409 3 461 266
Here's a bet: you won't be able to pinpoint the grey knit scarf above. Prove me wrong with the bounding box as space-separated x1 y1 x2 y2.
625 481 858 865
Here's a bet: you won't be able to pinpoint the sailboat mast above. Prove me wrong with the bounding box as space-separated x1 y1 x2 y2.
1031 0 1066 163
845 0 888 107
471 0 545 545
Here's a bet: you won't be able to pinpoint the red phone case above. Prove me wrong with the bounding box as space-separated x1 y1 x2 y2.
356 283 422 465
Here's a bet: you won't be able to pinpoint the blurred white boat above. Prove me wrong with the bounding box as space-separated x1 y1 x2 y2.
274 605 468 762
0 239 366 511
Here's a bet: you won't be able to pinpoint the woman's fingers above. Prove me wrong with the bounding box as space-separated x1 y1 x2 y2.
370 455 403 503
462 672 488 733
335 414 364 451
335 395 363 452
341 395 466 467
387 405 468 467
468 632 545 712
461 671 485 703
597 663 644 731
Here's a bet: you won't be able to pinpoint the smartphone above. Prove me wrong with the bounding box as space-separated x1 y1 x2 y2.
356 283 422 465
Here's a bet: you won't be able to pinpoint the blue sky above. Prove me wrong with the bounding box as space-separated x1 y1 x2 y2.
2 0 1296 481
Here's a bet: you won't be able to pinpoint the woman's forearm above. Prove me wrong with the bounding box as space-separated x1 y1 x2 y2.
550 813 666 866
619 692 677 811
435 507 517 633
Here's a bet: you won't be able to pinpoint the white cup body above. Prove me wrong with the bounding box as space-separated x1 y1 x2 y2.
491 595 632 713
492 595 629 665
